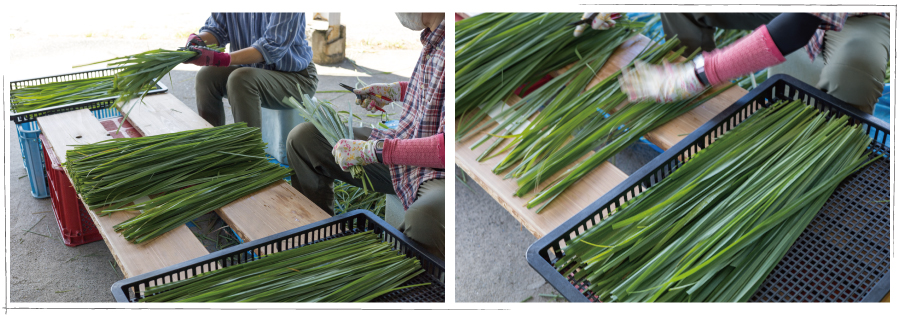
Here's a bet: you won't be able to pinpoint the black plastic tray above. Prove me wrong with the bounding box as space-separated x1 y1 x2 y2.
527 74 890 302
111 210 445 302
9 67 168 124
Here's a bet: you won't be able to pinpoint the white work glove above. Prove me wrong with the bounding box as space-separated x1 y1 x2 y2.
332 139 379 171
352 82 404 113
619 61 707 103
573 13 619 37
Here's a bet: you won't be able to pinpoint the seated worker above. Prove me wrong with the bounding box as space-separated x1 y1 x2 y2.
286 13 446 260
183 12 318 127
613 13 889 114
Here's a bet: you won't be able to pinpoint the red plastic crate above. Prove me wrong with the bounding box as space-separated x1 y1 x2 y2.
98 117 140 139
37 117 141 246
40 134 103 247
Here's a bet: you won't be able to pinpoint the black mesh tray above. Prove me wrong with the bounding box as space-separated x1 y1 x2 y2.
527 74 890 302
9 67 168 124
111 210 445 302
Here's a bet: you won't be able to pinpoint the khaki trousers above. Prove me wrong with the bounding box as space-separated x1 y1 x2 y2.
195 64 319 127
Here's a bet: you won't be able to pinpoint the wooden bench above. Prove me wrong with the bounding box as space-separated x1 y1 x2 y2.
38 93 330 278
455 33 747 239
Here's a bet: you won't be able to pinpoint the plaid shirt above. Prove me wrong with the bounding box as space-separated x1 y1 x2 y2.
805 13 890 61
369 21 446 210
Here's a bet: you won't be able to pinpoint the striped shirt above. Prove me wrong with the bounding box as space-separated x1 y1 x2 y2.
369 21 446 210
805 13 890 61
200 13 313 72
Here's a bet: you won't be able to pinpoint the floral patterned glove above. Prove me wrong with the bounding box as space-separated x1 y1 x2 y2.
353 82 404 113
573 13 619 37
332 139 379 171
619 60 706 103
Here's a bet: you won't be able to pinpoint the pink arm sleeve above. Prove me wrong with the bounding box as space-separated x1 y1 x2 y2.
397 81 409 102
704 25 787 85
382 133 444 169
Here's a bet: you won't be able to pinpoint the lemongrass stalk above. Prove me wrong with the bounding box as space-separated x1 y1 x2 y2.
109 161 292 243
456 13 645 138
10 75 115 112
524 83 732 210
487 37 682 176
283 92 374 191
74 46 224 132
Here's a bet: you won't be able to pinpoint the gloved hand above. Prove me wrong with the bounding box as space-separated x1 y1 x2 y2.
619 61 706 103
353 82 403 113
332 139 379 171
185 33 206 47
184 46 231 67
573 13 619 37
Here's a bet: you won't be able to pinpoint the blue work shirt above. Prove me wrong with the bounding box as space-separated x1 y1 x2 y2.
200 13 313 72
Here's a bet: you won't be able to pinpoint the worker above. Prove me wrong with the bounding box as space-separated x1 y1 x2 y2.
183 13 318 127
286 13 446 260
608 13 890 114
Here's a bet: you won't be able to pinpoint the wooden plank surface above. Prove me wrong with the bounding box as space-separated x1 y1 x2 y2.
643 84 747 150
37 110 209 279
125 93 331 242
456 115 628 239
217 182 332 242
120 93 214 135
38 109 112 165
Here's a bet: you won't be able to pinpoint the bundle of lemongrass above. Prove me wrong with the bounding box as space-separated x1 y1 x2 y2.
466 35 682 153
109 159 291 243
455 13 645 129
555 100 879 302
75 45 224 115
66 123 292 244
468 35 727 213
458 19 645 143
139 231 429 302
283 93 374 191
66 123 267 209
10 75 115 113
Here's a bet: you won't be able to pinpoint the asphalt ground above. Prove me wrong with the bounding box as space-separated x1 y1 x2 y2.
454 141 662 302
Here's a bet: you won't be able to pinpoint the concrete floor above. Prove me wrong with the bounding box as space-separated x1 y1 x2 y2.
454 141 662 302
5 13 420 303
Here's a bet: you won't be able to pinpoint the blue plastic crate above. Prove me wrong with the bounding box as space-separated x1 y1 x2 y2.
382 119 400 129
16 107 123 199
17 121 49 198
870 83 890 146
265 154 292 182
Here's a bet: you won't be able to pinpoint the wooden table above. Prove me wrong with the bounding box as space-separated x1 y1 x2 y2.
455 33 748 239
38 93 330 278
